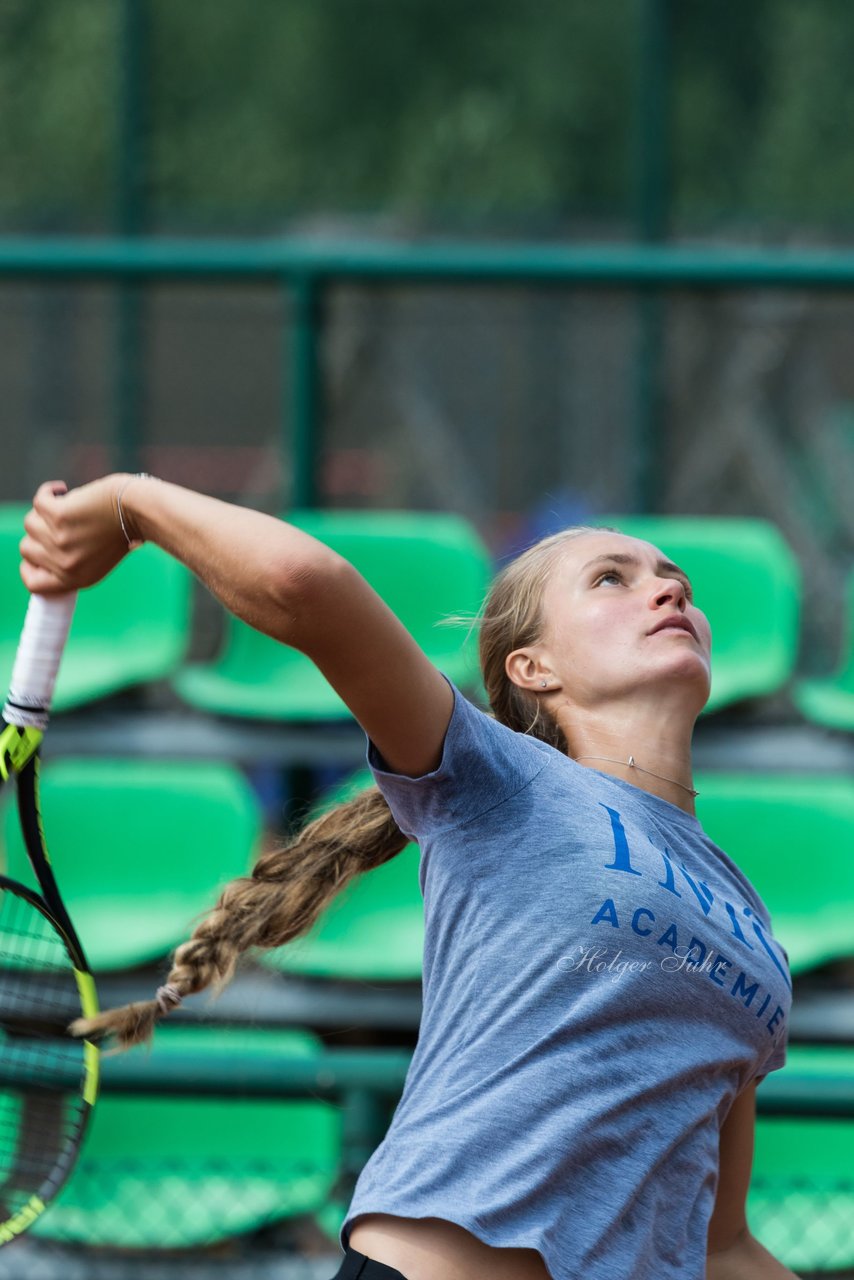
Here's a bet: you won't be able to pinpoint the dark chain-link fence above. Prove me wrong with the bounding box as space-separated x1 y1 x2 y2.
1 279 851 673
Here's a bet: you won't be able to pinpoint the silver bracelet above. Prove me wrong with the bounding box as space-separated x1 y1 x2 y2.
116 472 153 550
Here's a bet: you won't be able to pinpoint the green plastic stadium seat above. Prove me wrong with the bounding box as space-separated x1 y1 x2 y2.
793 568 854 730
262 768 423 980
0 504 192 710
174 509 491 720
696 773 854 976
752 1044 854 1272
599 516 801 714
0 758 262 971
31 1026 341 1248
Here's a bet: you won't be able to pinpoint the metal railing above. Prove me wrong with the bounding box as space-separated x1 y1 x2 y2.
5 235 854 510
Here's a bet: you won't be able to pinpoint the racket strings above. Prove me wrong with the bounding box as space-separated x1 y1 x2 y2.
0 887 88 1217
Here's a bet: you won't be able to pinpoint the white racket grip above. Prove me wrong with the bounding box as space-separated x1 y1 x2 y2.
3 592 78 730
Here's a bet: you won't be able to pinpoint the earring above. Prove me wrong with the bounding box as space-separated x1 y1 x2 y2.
540 680 548 688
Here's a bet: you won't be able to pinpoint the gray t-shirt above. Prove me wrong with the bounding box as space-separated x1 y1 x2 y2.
340 679 791 1280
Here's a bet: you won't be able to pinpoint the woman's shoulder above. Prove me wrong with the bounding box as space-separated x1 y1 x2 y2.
429 678 559 791
366 676 556 838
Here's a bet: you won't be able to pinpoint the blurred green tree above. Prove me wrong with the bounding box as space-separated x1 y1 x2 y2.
0 0 113 228
2 0 854 236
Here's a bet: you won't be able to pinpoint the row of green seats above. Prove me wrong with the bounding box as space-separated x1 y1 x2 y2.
1 506 851 726
2 758 853 980
24 1033 854 1275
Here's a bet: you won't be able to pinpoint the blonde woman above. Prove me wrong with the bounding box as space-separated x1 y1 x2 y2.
20 474 795 1280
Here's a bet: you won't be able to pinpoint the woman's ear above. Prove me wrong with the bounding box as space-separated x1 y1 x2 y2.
505 648 559 693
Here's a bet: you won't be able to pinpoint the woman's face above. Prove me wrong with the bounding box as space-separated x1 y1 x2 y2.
516 531 713 712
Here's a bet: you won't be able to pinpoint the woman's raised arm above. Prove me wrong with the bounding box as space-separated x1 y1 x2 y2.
19 474 455 778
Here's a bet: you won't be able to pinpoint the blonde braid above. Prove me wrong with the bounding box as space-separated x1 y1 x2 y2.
70 788 406 1050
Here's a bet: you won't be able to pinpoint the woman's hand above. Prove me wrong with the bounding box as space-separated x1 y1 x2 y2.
19 475 133 595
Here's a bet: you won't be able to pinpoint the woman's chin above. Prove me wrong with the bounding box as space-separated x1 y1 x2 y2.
644 655 712 701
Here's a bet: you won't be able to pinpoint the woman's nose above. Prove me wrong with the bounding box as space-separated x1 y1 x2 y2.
652 577 687 608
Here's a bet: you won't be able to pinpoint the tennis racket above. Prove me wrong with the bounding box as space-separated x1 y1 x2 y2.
0 591 99 1243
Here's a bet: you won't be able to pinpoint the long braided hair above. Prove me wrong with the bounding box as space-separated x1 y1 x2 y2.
72 525 609 1049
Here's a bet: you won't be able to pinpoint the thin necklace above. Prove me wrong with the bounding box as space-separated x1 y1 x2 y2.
573 755 699 798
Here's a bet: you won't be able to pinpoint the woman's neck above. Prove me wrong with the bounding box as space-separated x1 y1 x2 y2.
555 702 698 816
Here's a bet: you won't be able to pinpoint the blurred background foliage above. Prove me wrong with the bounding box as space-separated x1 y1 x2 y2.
4 0 854 238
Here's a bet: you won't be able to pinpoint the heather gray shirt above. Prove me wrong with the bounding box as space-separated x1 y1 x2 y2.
341 679 791 1280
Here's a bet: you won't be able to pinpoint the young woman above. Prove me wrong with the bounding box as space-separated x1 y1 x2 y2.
19 474 795 1280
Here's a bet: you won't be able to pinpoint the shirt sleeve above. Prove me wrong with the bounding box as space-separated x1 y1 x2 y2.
365 675 554 840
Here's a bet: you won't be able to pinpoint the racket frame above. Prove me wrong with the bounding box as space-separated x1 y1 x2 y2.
0 594 100 1242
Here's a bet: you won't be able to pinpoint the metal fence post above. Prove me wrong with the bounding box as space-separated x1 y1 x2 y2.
115 0 147 476
290 273 322 510
632 0 670 514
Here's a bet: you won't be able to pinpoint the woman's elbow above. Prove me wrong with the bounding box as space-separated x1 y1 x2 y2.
707 1229 800 1279
274 546 352 652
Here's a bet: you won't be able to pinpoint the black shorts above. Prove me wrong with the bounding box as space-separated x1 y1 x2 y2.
329 1244 410 1279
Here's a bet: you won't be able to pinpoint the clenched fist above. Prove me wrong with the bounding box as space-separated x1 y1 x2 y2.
19 475 136 596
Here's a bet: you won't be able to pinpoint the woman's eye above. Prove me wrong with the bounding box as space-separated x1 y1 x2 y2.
594 568 694 601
